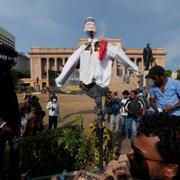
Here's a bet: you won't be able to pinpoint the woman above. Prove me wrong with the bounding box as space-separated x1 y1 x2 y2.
46 95 59 129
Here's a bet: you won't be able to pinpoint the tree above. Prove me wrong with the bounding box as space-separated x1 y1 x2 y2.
165 69 172 77
21 70 30 78
11 69 30 85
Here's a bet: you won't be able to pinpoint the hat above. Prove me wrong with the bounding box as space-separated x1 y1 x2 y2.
84 17 96 32
145 65 165 78
84 17 95 24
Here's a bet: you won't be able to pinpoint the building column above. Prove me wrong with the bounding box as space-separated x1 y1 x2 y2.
63 58 66 66
39 58 42 79
30 57 34 79
112 60 117 78
136 57 143 73
134 59 137 67
47 58 49 80
139 58 143 72
121 66 125 82
55 58 57 71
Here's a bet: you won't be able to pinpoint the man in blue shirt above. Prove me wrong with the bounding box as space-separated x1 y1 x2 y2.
146 65 180 116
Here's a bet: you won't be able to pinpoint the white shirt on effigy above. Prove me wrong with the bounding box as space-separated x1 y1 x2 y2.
55 38 139 88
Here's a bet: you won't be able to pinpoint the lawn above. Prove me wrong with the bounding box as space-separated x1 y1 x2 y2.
17 93 96 131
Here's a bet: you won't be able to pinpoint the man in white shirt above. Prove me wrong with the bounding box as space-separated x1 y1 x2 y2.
120 90 130 135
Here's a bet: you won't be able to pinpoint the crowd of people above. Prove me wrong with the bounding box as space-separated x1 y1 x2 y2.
0 91 60 179
102 88 148 141
101 65 180 141
19 92 60 137
101 65 180 179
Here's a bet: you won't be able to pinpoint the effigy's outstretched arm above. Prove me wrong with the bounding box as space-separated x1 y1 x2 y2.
55 45 87 87
107 44 139 74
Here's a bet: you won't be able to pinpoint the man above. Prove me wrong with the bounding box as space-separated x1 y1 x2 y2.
146 65 180 116
104 113 180 179
109 92 121 132
120 90 129 135
102 90 112 122
143 43 153 70
124 90 144 140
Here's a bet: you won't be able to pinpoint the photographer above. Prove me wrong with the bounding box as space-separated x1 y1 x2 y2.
46 94 59 129
23 95 45 136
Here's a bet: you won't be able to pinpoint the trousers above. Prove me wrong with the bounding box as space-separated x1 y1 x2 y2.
80 82 108 127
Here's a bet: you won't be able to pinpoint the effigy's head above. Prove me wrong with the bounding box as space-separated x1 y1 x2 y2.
84 17 96 37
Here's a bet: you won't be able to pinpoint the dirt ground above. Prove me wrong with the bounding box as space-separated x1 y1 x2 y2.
17 93 131 153
18 93 96 127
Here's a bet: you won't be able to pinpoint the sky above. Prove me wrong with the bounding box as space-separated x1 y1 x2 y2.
0 0 180 71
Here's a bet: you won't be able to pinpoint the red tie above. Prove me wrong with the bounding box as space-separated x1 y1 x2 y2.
99 40 107 61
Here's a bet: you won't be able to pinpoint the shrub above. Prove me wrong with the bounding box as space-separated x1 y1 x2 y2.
20 125 89 177
87 122 116 166
64 85 82 94
20 116 115 178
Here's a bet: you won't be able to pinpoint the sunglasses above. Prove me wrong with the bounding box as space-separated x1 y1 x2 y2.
132 143 165 163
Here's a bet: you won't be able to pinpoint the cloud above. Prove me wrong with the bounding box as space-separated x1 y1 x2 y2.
0 0 180 70
164 37 180 60
164 37 180 70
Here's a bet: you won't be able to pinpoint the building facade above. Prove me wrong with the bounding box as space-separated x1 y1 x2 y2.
0 26 15 49
28 38 165 93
